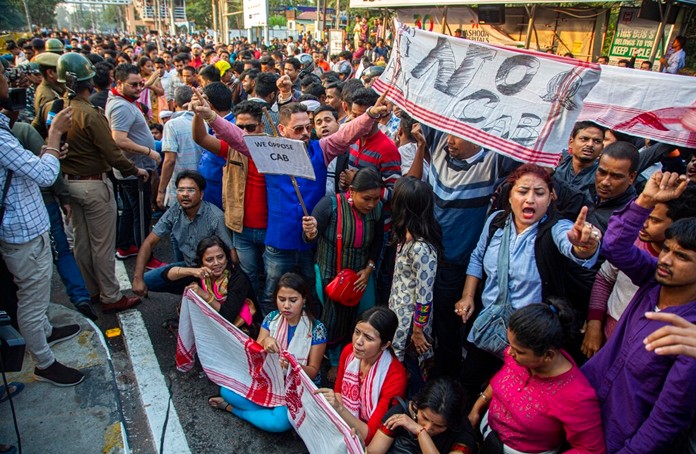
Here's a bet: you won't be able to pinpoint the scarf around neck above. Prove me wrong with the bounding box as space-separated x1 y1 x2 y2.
341 348 392 421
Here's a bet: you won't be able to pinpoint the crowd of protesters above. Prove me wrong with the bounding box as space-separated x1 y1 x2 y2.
1 21 696 454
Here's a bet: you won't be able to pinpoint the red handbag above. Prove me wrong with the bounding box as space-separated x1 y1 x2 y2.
324 194 364 307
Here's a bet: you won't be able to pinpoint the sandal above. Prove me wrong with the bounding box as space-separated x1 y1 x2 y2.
0 383 24 403
208 395 232 413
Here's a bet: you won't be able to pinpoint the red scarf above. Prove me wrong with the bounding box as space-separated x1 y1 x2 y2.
110 87 148 116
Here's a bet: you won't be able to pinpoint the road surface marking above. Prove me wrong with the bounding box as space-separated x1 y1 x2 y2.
115 260 132 291
119 310 191 454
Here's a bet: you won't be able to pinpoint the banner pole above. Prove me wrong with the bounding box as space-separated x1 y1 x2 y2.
262 107 309 216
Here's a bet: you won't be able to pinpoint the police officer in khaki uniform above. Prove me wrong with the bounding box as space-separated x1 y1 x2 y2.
31 52 64 138
49 53 153 313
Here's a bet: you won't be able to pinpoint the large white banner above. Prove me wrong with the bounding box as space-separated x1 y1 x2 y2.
176 291 362 454
374 21 601 166
578 65 696 148
243 0 268 29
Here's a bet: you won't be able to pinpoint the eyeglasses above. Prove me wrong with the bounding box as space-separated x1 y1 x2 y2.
126 81 145 88
237 123 259 133
176 187 198 194
290 124 313 135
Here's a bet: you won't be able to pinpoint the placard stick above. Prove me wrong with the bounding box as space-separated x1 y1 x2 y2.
262 107 309 216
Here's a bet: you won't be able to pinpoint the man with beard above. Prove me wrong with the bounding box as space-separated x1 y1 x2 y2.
166 53 191 110
553 121 606 194
313 105 341 196
582 171 696 453
132 170 233 296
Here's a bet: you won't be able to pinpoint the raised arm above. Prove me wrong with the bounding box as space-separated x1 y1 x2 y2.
190 87 250 156
602 172 688 286
319 92 389 164
191 106 223 153
405 123 426 179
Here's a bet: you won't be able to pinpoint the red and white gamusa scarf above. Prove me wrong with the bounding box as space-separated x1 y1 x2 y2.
176 289 285 407
340 349 393 422
267 311 312 366
176 290 363 453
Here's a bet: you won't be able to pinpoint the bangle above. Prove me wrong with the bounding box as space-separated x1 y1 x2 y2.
479 392 489 404
44 146 60 154
417 427 427 438
366 107 379 119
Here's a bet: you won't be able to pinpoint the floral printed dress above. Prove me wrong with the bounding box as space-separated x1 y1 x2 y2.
388 239 437 377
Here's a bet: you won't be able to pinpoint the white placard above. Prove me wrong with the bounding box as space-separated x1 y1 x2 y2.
329 29 344 57
243 135 316 181
243 0 268 28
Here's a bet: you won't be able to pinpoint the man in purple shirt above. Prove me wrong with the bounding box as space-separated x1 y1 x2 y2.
582 171 696 453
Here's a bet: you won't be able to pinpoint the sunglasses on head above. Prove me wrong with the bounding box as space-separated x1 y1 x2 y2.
237 123 259 133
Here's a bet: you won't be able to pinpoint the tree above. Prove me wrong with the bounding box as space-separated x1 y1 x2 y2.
0 0 27 30
103 5 123 28
186 0 212 29
6 0 61 28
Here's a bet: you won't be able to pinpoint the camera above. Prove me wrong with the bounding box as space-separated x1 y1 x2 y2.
4 64 38 84
1 88 27 113
0 311 25 372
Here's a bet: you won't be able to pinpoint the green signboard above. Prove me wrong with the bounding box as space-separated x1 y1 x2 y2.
609 7 662 65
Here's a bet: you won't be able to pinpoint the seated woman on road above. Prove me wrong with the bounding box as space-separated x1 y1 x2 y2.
302 167 384 380
208 273 327 432
177 236 261 336
468 300 605 454
316 306 407 444
367 376 477 454
455 164 602 392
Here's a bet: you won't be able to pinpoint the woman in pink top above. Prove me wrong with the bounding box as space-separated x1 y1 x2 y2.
468 298 606 454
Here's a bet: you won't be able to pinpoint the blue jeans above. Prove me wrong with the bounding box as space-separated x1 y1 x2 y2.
144 261 187 294
262 246 315 316
46 202 91 304
233 227 266 299
116 178 152 250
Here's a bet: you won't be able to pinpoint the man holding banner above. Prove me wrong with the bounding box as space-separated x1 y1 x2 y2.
191 88 390 315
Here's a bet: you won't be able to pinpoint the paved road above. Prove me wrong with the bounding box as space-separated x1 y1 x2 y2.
50 235 309 454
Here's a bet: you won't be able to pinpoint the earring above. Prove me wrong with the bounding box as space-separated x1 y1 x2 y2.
347 192 353 205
